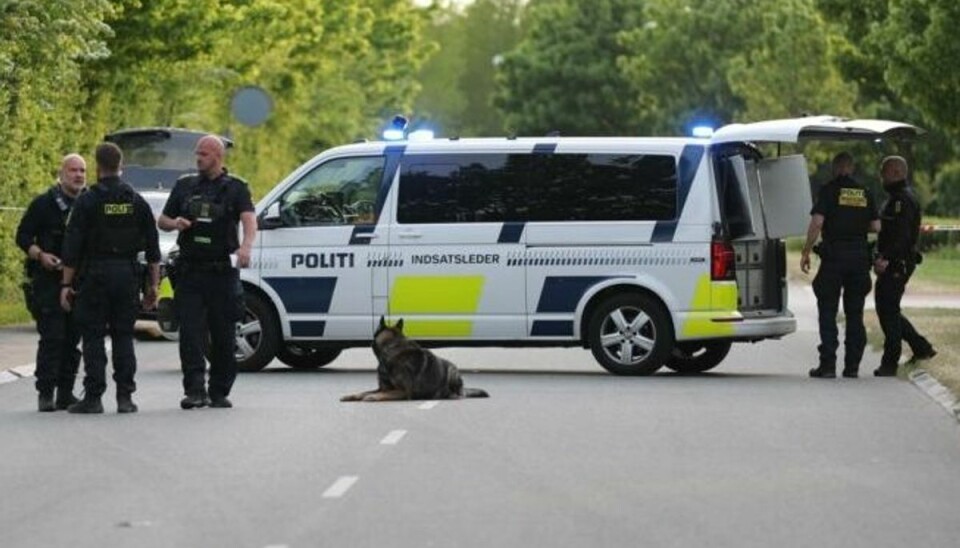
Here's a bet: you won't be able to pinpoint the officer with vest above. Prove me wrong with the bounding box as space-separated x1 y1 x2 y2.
873 155 936 377
158 135 256 410
59 142 161 414
15 154 87 411
801 152 880 379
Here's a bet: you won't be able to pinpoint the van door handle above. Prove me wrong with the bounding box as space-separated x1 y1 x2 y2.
352 233 378 240
398 231 422 239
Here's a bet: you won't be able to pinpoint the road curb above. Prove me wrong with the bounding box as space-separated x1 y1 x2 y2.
909 370 960 422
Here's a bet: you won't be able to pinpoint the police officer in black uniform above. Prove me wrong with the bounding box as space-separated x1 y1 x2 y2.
873 155 936 377
60 143 161 414
801 152 880 379
158 135 256 410
15 154 87 411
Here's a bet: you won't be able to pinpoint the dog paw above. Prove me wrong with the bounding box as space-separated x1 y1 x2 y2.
361 394 382 402
340 394 361 402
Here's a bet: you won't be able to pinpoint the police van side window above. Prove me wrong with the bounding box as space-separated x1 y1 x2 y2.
397 153 676 223
279 156 384 227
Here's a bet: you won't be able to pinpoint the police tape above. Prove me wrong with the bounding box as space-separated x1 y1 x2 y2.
0 206 26 212
920 224 960 233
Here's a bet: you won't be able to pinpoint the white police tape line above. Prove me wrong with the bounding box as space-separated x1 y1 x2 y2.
920 224 960 232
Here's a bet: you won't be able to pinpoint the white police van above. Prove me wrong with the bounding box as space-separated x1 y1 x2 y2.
192 116 920 374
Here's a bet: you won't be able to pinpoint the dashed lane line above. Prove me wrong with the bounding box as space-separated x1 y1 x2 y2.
322 476 359 499
418 401 439 410
380 430 407 445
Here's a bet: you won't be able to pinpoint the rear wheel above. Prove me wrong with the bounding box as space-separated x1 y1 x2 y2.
664 341 732 374
277 344 341 369
587 293 673 375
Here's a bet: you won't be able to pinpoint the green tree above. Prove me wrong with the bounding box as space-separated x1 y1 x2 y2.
0 0 112 296
494 0 648 136
726 0 856 122
879 0 960 139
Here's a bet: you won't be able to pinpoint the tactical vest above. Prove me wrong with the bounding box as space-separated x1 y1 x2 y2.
89 183 141 258
178 178 233 262
40 185 72 255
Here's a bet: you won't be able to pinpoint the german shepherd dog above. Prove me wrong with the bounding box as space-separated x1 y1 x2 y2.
340 318 489 402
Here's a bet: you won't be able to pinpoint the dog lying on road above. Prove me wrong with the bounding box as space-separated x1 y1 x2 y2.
341 318 489 402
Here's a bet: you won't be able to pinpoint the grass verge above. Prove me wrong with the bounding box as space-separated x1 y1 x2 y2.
0 298 32 326
863 308 960 398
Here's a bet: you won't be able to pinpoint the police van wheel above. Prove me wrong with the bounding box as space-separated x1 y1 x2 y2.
588 294 672 376
234 292 280 372
664 341 732 374
277 344 341 369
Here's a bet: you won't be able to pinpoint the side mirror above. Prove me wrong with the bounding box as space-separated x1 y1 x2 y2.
259 202 283 230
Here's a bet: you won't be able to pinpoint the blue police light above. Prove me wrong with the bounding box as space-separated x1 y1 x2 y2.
382 114 408 141
383 129 405 141
692 125 715 138
408 129 434 141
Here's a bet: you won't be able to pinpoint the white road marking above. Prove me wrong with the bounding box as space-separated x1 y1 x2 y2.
12 364 36 377
380 430 407 445
322 476 358 499
0 371 19 385
418 401 439 410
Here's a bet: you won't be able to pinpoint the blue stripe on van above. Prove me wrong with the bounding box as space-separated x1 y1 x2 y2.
262 277 337 314
352 145 405 246
651 144 705 242
536 276 614 313
498 222 526 243
533 143 557 155
531 320 573 337
290 321 326 337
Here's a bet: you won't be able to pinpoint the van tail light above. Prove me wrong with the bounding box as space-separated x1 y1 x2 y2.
711 240 736 281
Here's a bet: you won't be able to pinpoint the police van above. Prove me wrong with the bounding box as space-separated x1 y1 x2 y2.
180 116 920 375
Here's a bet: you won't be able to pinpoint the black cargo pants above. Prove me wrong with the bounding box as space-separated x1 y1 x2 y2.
75 259 140 397
874 263 933 370
812 242 872 371
175 263 242 399
31 273 81 396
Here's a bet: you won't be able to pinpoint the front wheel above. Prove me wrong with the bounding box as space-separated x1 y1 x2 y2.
587 293 673 375
277 344 341 370
664 341 732 374
203 291 280 372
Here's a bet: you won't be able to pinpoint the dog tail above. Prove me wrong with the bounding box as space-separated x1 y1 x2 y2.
463 387 489 398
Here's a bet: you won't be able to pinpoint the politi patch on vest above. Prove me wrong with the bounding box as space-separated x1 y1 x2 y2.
838 188 867 208
103 203 133 215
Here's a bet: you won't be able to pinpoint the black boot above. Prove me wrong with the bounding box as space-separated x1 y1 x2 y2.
180 392 208 410
873 366 898 377
38 392 55 413
68 395 104 414
809 366 836 379
117 393 138 414
55 387 80 411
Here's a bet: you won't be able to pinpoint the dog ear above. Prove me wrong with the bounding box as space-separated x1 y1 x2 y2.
396 318 404 332
378 316 386 329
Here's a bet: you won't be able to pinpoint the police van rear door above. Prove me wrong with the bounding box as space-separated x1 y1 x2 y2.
710 115 923 311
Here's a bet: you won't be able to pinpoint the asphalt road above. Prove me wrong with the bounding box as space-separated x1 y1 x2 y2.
1 289 959 548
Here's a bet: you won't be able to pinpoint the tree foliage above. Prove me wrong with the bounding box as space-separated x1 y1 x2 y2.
0 0 431 296
494 0 648 136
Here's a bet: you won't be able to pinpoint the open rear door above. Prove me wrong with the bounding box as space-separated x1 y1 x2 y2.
711 115 924 145
711 115 923 313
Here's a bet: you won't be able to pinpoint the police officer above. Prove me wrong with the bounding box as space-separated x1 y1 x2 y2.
60 143 161 414
15 154 86 411
873 155 936 377
801 152 880 379
158 135 256 410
